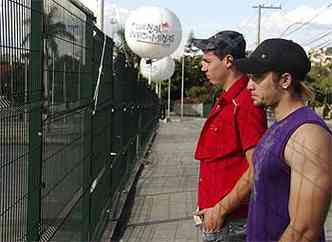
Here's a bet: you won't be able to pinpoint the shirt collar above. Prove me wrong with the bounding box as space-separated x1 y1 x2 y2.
217 75 249 104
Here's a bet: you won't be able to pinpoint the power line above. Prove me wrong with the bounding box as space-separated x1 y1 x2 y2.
318 41 332 49
312 39 332 49
278 0 302 37
302 29 332 46
283 2 332 37
236 13 257 33
282 0 290 8
280 21 306 37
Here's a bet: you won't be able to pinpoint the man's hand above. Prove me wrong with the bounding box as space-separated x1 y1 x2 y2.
194 203 227 232
194 148 255 233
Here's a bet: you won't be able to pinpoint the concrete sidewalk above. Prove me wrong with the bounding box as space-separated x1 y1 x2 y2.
118 117 203 242
117 117 332 242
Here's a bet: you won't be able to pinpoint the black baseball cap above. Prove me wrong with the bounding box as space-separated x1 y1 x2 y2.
235 38 311 80
192 30 246 59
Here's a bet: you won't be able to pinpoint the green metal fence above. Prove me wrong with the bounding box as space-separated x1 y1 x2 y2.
0 0 160 241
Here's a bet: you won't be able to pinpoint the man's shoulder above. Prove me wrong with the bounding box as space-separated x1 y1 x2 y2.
291 123 331 143
286 123 331 158
285 122 332 169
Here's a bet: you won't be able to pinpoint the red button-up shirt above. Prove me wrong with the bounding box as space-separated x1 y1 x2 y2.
195 75 267 217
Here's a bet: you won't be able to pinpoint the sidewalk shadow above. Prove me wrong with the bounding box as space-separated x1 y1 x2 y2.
111 168 141 242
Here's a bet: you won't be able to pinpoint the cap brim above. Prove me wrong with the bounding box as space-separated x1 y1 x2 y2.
192 38 213 50
235 58 270 74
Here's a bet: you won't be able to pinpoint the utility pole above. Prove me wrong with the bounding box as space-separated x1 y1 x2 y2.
253 4 281 46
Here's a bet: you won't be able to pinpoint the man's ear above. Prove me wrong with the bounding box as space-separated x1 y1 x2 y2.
224 54 234 69
279 73 292 89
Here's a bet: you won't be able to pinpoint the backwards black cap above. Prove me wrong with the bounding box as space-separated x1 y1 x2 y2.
192 30 246 59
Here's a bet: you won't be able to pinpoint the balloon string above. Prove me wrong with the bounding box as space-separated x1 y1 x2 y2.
93 33 107 116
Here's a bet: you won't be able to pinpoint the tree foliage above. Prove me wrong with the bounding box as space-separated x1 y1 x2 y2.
114 29 141 69
307 63 332 105
23 5 76 58
169 55 206 100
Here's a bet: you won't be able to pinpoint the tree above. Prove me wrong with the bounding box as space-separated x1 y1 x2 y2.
23 5 76 57
184 30 200 56
114 29 141 69
23 5 76 117
307 63 332 107
326 47 332 55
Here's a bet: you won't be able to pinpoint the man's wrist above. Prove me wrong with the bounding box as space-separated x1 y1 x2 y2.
216 200 228 217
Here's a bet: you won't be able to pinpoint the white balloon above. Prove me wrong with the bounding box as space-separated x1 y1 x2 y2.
125 6 182 59
140 56 175 81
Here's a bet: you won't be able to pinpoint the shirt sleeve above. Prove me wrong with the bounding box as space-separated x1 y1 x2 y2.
237 102 267 151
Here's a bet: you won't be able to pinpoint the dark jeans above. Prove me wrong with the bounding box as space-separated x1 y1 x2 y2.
201 219 246 242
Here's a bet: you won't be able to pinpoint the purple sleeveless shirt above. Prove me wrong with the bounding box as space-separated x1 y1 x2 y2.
247 106 331 242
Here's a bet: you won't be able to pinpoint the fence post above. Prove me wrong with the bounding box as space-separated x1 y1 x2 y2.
111 53 126 193
112 54 125 153
136 83 142 160
27 0 43 241
80 17 95 242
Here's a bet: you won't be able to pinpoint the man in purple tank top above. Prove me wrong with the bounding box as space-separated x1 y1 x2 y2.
233 38 332 242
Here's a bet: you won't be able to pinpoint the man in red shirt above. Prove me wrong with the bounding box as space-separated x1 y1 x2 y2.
192 31 267 241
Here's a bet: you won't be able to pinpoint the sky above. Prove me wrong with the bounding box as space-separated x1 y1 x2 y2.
77 0 332 56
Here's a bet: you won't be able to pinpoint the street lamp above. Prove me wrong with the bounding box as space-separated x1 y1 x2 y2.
167 78 171 120
181 54 184 120
181 45 191 121
97 0 104 31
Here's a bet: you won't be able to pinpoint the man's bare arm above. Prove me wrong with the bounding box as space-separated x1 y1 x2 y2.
195 148 255 232
216 148 255 216
279 124 332 242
